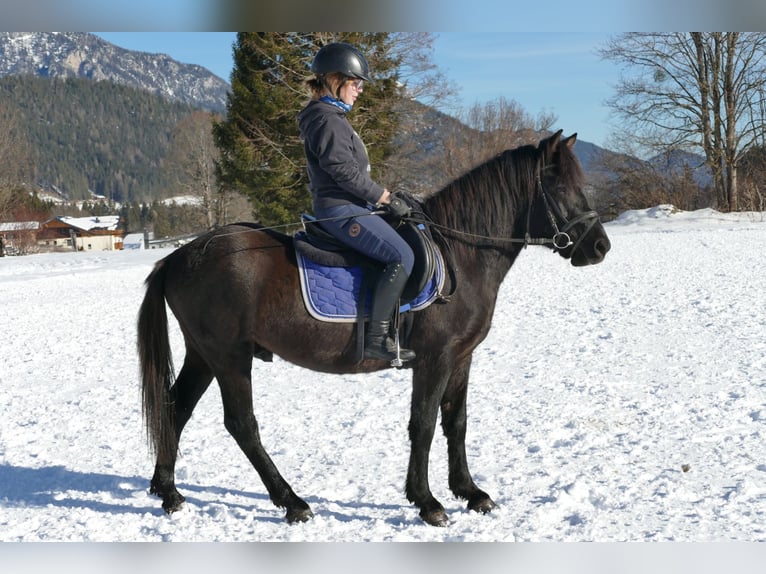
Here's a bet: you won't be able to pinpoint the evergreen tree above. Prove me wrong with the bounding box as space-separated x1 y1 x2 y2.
0 75 194 203
213 32 403 227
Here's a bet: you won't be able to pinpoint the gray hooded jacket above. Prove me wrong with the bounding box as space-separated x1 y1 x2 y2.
297 99 385 212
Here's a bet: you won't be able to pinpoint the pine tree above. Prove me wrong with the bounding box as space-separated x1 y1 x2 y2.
213 32 403 227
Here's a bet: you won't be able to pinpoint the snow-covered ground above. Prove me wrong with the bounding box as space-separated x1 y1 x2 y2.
1 206 766 551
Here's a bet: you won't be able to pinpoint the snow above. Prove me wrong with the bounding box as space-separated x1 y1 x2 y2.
53 215 121 231
0 221 40 232
122 232 144 249
2 207 766 554
160 194 204 207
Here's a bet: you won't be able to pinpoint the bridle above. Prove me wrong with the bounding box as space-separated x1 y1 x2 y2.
528 175 600 255
417 169 600 258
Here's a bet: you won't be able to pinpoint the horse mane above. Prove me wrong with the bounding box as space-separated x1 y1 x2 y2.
423 142 540 243
423 134 585 239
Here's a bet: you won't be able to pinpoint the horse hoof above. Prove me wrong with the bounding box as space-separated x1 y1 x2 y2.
286 507 314 524
468 496 497 515
161 492 186 514
421 508 449 527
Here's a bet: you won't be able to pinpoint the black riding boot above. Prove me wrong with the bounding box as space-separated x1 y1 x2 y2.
364 262 416 362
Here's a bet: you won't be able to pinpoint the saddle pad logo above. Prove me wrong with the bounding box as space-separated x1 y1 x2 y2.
348 223 361 238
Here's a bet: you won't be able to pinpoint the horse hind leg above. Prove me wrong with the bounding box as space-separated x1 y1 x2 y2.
150 348 214 513
216 362 313 524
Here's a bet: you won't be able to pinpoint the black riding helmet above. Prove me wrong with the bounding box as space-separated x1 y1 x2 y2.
310 42 371 82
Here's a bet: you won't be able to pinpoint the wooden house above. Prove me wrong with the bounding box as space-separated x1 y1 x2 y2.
38 215 124 252
0 221 40 255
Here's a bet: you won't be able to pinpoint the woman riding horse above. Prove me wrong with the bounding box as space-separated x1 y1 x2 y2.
298 42 415 363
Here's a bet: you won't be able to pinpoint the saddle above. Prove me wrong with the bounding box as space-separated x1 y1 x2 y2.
293 214 445 323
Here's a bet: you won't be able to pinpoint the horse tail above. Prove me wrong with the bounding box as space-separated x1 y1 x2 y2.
137 257 176 461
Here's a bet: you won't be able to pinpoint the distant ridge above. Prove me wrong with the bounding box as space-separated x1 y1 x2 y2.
0 32 711 208
0 32 229 112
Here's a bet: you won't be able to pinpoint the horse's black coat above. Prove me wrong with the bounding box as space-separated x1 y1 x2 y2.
137 131 611 526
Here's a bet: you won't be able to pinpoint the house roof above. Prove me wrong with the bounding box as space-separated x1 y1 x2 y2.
0 221 40 232
48 216 121 232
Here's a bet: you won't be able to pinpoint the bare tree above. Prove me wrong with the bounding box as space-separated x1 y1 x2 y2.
592 148 709 219
599 32 766 212
450 97 556 177
169 111 251 229
389 32 458 110
738 144 766 212
391 96 556 196
0 101 34 221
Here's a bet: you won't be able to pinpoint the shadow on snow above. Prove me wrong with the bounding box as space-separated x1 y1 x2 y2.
0 463 408 524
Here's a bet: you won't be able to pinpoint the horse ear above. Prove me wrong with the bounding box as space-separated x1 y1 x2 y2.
563 133 577 149
540 129 564 156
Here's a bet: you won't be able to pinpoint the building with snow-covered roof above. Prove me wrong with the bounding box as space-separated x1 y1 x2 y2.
38 215 124 252
0 221 41 255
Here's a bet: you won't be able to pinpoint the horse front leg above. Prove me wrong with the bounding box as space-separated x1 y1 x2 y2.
406 363 451 526
441 356 497 515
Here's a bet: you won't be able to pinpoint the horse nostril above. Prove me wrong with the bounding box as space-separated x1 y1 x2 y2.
594 238 611 258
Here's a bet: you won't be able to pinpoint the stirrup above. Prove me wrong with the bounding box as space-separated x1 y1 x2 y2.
390 329 405 367
363 337 415 366
389 303 415 366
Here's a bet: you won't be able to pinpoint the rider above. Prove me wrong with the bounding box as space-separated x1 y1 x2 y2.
297 42 415 363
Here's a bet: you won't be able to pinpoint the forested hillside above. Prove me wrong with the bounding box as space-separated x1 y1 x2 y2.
0 75 199 202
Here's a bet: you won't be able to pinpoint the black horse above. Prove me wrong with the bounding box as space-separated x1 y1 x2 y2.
137 130 611 527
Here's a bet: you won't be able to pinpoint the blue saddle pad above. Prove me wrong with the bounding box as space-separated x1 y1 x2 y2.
296 249 445 323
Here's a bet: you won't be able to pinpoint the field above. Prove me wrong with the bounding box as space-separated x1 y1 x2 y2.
1 206 765 545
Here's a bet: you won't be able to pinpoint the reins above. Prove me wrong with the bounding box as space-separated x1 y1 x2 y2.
200 211 388 254
200 163 599 258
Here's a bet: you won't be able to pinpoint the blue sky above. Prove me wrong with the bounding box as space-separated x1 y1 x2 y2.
94 32 619 147
431 33 617 146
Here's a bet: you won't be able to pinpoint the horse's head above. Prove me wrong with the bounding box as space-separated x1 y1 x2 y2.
530 130 611 266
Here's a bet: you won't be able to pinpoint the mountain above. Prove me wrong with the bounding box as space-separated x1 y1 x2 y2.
0 33 712 214
0 32 229 112
572 138 613 175
0 74 201 203
648 149 712 187
395 99 645 199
